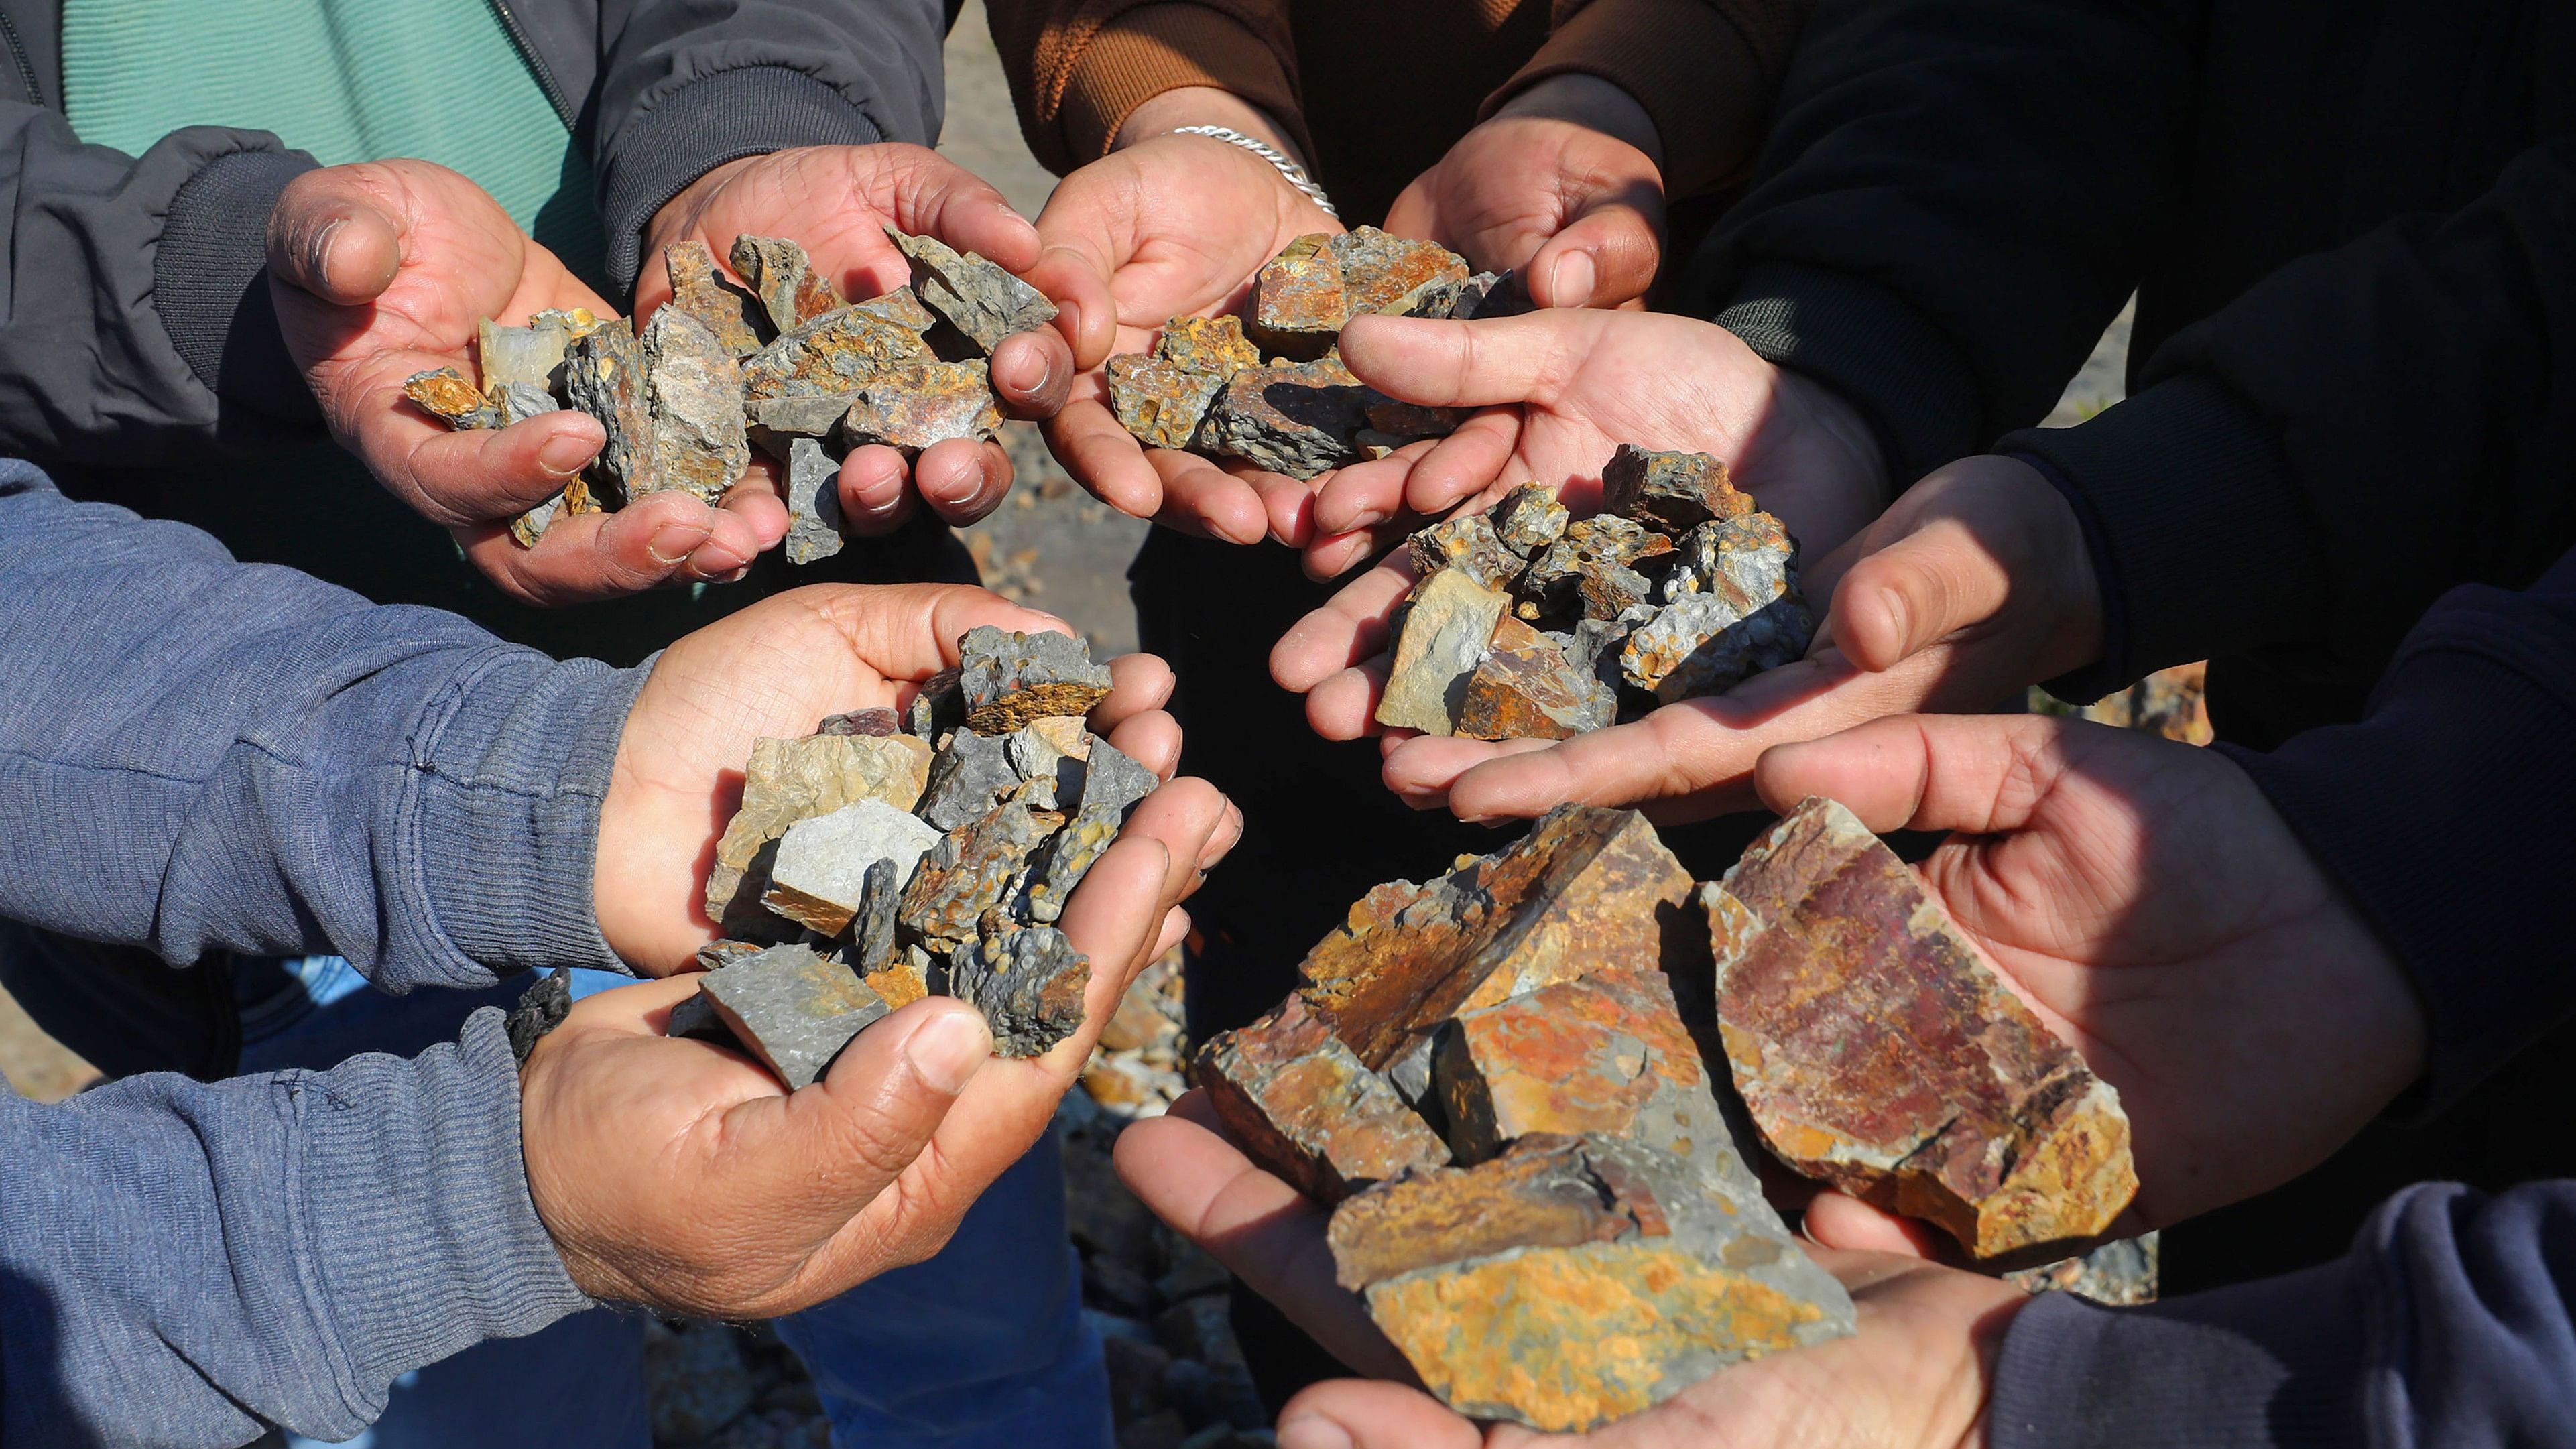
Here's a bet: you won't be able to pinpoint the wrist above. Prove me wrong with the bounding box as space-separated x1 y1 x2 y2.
1115 86 1307 167
1492 73 1664 172
1774 367 1892 513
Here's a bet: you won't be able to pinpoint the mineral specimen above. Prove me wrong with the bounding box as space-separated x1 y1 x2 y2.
818 708 903 737
402 367 497 429
948 924 1091 1057
1445 269 1532 321
760 797 943 937
847 858 902 979
1106 314 1265 452
493 381 560 426
1488 483 1569 554
1249 228 1468 356
1199 995 1452 1203
1708 797 2138 1257
704 732 933 926
838 360 1003 453
897 790 1064 947
906 666 965 739
1600 444 1752 535
887 227 1058 355
663 240 767 356
1407 513 1521 592
1621 592 1813 703
741 301 934 399
1332 227 1471 320
479 315 577 391
1200 354 1373 480
640 307 750 505
957 626 1114 734
1373 568 1508 735
1157 314 1264 374
1457 617 1612 741
782 437 844 566
562 318 656 503
729 234 845 334
918 724 1022 830
1074 737 1158 817
697 943 892 1090
1021 803 1118 924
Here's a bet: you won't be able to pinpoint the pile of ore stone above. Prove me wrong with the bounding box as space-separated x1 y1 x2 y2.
1195 798 2137 1432
402 229 1058 564
667 626 1161 1087
1375 446 1814 740
1102 227 1530 479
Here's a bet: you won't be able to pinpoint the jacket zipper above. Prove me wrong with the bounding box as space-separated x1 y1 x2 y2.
487 0 573 129
0 7 44 109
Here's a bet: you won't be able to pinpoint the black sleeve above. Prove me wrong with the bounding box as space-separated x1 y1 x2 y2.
1701 0 2199 483
0 101 322 464
592 0 950 292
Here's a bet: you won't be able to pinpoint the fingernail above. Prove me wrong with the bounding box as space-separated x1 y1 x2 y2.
537 429 597 478
904 1009 993 1095
1552 251 1597 309
304 218 343 284
690 539 749 575
1277 1415 1354 1449
647 524 709 566
1876 586 1911 650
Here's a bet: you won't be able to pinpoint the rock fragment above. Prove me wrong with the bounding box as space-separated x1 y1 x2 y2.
950 924 1091 1057
492 381 560 426
1021 803 1119 924
1486 482 1570 554
847 857 902 979
1601 444 1753 534
697 943 891 1090
1373 568 1508 735
887 227 1058 354
479 315 578 391
729 235 845 334
402 367 497 429
817 708 903 737
1457 617 1612 740
906 666 965 739
662 240 768 355
741 302 934 399
918 725 1022 830
1331 227 1472 320
1200 354 1373 480
1621 592 1813 703
837 360 1003 453
1433 968 1703 1162
704 733 933 926
782 437 844 565
1524 516 1672 601
640 306 750 505
1198 995 1453 1202
562 318 656 503
1074 736 1159 817
1107 315 1264 452
1247 234 1347 357
760 797 943 937
1406 513 1521 592
957 626 1114 733
1443 269 1532 320
1709 797 2138 1257
898 791 1064 946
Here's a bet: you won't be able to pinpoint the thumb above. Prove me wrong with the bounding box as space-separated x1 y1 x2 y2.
1753 713 2068 837
1276 1381 1482 1449
268 170 405 304
1337 309 1601 410
1525 199 1661 309
1820 513 2016 674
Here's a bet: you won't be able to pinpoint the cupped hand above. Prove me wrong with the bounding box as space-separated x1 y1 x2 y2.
1386 73 1667 312
269 160 763 604
1029 131 1341 545
1758 712 2423 1241
1114 1090 2026 1449
637 144 1081 536
593 584 1222 972
1282 453 2099 822
526 762 1231 1317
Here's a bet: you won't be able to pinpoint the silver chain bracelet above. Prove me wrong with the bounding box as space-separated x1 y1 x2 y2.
1169 124 1338 220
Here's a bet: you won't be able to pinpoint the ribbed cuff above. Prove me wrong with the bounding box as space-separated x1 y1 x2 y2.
297 1009 591 1404
2005 374 2326 699
1052 3 1310 170
1487 0 1768 196
2221 615 2576 1119
412 649 650 979
1990 1261 2370 1448
2012 450 2131 705
1715 262 1983 485
154 146 322 428
600 65 884 292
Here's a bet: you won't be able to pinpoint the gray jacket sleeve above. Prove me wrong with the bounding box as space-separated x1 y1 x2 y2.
0 103 324 463
593 0 950 289
0 1009 592 1448
0 457 638 990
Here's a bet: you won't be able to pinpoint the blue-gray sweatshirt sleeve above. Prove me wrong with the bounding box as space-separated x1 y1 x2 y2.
0 1009 593 1448
0 458 639 989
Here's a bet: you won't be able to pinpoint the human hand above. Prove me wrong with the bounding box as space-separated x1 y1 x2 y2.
1386 73 1666 312
593 584 1229 972
1282 452 2098 822
1030 93 1342 546
525 765 1230 1316
269 160 768 603
637 144 1080 537
1115 1090 2028 1449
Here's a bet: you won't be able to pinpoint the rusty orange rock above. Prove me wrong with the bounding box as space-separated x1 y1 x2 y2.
1197 995 1451 1203
1709 796 2138 1257
1434 968 1704 1162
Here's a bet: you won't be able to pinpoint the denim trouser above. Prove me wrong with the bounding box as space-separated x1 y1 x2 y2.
235 957 1111 1449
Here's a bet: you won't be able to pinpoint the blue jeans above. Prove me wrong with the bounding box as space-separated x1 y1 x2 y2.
237 958 1110 1449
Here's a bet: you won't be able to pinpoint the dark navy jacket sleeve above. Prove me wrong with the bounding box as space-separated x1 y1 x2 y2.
0 459 638 989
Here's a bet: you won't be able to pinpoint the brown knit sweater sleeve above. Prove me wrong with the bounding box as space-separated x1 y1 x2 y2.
1487 0 1814 197
985 0 1312 175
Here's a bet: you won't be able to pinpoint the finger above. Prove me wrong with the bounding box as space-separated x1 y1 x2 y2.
1115 1100 1414 1381
1052 837 1179 1048
1245 467 1325 548
1113 776 1233 910
989 326 1075 418
1337 310 1596 410
1825 519 2018 674
458 489 760 605
1752 712 2070 837
1102 710 1182 783
268 170 406 304
1276 1382 1481 1449
877 144 1043 272
1380 735 1550 806
1097 652 1180 731
1305 661 1389 741
399 411 606 523
1310 451 1423 538
717 467 793 553
917 437 1014 525
1271 562 1416 692
838 445 923 537
1802 1191 1952 1259
1525 202 1661 310
784 582 1072 682
1151 448 1270 545
1300 526 1400 583
1023 242 1122 369
1400 412 1525 520
1042 401 1168 521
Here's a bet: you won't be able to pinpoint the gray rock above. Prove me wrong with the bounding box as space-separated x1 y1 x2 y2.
696 939 765 972
1485 483 1569 555
741 302 935 399
562 318 654 505
1407 513 1522 591
1621 591 1814 704
898 790 1065 946
1020 802 1119 924
1075 735 1158 817
696 943 891 1089
1523 516 1668 601
1659 513 1798 611
1199 355 1371 481
1443 269 1531 321
957 625 1114 734
641 306 751 505
749 393 863 462
784 437 844 566
920 727 1022 830
492 381 561 426
1005 716 1092 807
849 857 901 979
836 359 1003 454
1374 568 1509 735
666 989 736 1045
950 924 1091 1058
887 227 1059 355
760 797 943 936
1601 444 1747 535
504 968 572 1061
509 491 566 546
